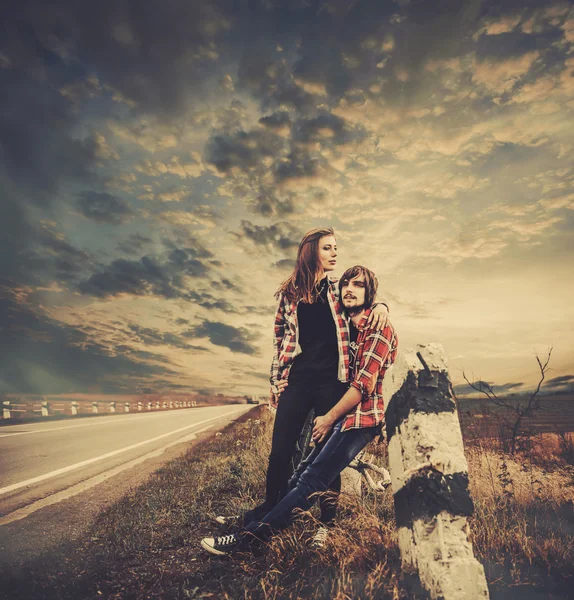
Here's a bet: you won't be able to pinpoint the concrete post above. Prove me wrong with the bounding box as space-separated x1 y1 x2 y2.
138 401 143 411
71 401 79 416
169 399 173 409
383 344 489 600
41 400 49 417
92 402 98 414
109 401 116 413
156 401 160 409
147 402 152 410
124 402 130 413
3 401 11 419
162 400 167 409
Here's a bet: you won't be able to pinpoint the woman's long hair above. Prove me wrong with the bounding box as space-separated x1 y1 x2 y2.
276 227 335 303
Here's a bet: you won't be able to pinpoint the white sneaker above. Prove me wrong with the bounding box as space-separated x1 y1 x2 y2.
214 514 240 526
201 533 242 556
311 525 330 549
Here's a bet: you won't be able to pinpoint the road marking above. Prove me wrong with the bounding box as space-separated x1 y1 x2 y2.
0 424 216 526
0 406 248 496
0 407 215 438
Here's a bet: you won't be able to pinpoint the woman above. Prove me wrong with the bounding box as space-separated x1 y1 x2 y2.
221 227 388 541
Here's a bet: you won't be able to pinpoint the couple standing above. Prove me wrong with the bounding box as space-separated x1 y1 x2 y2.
201 227 398 555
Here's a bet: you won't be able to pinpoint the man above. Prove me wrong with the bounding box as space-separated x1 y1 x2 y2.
201 265 398 556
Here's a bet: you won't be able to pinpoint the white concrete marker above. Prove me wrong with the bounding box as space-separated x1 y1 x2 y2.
383 344 489 600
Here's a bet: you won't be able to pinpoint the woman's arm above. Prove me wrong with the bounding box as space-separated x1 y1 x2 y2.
365 302 389 330
269 293 286 407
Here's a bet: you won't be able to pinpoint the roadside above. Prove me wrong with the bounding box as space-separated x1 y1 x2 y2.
0 406 255 575
1 405 572 600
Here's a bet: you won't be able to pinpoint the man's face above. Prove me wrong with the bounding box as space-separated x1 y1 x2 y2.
341 274 367 312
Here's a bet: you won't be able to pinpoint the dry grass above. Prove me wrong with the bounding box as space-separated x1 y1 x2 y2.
2 406 573 599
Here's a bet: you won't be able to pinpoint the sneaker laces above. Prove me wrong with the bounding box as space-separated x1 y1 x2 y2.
312 526 329 548
216 533 237 546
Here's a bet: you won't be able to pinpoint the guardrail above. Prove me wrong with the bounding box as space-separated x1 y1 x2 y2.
2 398 199 420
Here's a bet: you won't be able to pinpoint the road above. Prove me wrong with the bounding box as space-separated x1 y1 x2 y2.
0 404 253 567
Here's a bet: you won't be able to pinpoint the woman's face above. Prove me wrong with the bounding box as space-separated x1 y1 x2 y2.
317 235 337 273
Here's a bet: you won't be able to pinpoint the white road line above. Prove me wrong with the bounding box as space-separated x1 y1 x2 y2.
0 407 215 438
0 406 248 496
0 423 215 526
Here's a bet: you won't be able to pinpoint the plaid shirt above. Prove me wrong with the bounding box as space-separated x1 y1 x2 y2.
270 277 350 393
342 308 398 432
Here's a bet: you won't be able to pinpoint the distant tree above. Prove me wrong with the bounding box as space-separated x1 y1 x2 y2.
462 348 552 454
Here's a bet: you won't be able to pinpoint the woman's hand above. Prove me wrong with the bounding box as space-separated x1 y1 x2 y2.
269 380 288 410
268 393 279 410
312 414 335 444
276 380 288 394
366 303 389 331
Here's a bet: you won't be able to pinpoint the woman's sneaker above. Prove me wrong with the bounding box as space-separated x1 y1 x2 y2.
311 525 330 549
201 533 242 556
214 514 241 527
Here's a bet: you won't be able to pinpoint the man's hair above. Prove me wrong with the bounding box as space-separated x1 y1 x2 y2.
276 227 335 303
339 265 378 309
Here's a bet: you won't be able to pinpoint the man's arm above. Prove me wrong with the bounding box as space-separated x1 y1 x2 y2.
312 324 395 442
313 386 363 443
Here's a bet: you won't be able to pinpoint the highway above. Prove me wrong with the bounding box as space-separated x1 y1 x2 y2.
0 404 253 566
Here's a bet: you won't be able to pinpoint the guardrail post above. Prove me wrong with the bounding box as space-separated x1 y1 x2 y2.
91 401 98 414
138 401 143 411
124 402 130 413
169 399 173 409
3 401 11 419
41 400 49 417
71 401 79 416
162 400 167 409
147 401 152 410
383 344 489 600
109 401 116 413
156 401 160 409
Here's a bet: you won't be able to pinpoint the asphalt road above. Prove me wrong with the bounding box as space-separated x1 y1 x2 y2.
0 404 253 568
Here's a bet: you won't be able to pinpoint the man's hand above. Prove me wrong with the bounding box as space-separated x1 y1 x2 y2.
312 414 335 444
366 304 389 331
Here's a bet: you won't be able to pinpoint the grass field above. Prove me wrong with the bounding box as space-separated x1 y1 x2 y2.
2 405 573 599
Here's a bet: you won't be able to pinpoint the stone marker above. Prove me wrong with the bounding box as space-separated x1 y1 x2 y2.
383 343 489 600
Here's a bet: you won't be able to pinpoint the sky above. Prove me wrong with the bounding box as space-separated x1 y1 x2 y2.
1 0 573 399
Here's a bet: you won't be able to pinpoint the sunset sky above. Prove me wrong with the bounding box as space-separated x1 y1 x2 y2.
1 0 573 398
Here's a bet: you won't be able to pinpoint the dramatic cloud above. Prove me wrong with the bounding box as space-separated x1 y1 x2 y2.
184 320 260 355
78 245 213 299
0 0 572 395
77 191 134 224
0 285 174 394
545 375 574 389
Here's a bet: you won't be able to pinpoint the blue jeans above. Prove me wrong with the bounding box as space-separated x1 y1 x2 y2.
243 420 379 543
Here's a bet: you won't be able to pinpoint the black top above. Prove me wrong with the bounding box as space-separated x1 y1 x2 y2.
348 322 359 375
289 277 339 378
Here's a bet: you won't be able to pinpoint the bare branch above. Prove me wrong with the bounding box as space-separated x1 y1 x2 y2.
462 371 513 409
526 347 553 413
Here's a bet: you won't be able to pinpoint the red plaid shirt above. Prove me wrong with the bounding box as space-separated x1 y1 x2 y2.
342 308 398 432
270 277 350 393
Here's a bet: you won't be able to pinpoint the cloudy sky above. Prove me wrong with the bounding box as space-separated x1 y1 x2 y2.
1 0 573 398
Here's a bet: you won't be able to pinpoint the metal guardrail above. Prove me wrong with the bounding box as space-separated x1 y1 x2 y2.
1 398 199 420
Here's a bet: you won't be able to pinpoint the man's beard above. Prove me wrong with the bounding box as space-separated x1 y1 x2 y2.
344 301 366 317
